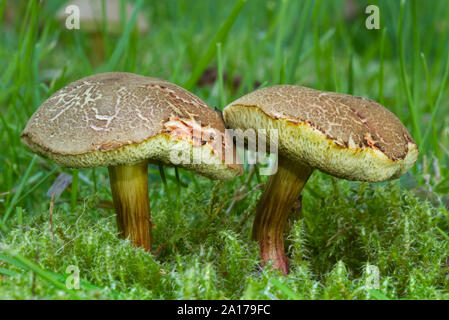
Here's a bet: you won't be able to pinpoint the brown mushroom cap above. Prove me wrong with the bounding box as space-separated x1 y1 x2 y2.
22 72 242 180
223 85 418 182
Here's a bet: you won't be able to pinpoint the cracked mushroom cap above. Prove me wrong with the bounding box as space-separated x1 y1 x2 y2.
21 72 242 180
223 85 418 182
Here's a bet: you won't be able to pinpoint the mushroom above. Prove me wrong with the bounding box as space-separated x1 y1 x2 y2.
223 85 419 274
21 72 242 251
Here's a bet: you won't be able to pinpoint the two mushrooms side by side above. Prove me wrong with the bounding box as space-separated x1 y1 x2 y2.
224 85 418 274
21 72 242 252
22 74 418 275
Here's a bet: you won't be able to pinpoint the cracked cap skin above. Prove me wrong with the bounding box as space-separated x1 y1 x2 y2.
21 72 242 180
223 85 418 182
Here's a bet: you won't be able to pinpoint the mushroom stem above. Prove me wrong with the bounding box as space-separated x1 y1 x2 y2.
108 161 152 251
253 157 312 274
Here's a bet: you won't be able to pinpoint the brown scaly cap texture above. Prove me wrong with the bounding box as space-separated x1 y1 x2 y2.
22 72 242 179
224 85 418 182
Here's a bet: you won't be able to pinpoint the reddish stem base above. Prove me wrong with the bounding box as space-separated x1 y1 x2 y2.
252 157 312 274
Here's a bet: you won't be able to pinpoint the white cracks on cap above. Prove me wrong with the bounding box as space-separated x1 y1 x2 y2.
90 124 105 131
164 99 186 118
49 83 104 122
149 83 210 111
48 93 79 121
97 87 125 123
89 87 128 132
93 107 119 127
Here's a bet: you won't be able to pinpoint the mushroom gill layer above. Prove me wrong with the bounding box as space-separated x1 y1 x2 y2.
21 132 242 180
223 105 418 182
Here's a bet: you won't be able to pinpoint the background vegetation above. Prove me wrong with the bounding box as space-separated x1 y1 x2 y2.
0 0 448 299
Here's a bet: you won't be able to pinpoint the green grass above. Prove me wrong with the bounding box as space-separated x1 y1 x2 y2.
1 0 449 299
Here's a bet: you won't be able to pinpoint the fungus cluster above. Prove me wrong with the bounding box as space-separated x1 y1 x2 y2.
22 74 418 275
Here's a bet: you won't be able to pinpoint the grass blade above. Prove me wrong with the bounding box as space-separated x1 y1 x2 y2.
0 249 80 298
272 0 290 84
71 168 79 212
286 0 314 83
103 0 144 71
183 0 246 90
2 155 38 225
369 289 390 300
422 49 449 149
270 278 303 299
378 28 386 104
217 42 226 107
398 0 422 146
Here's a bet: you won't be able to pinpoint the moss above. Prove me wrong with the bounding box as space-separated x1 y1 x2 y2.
1 172 448 299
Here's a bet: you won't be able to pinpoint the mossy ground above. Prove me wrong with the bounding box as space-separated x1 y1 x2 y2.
1 168 448 299
1 0 449 299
